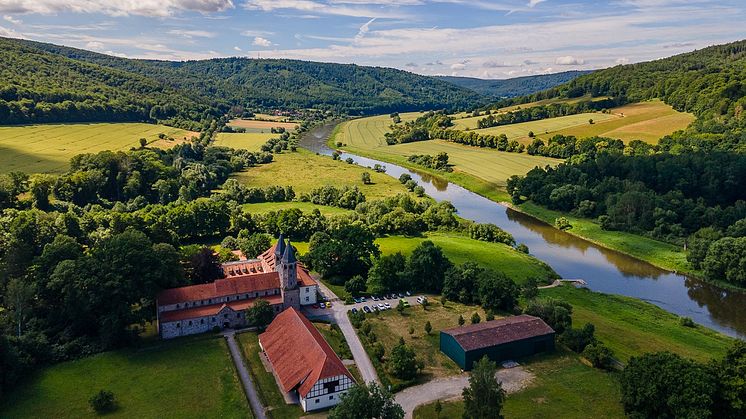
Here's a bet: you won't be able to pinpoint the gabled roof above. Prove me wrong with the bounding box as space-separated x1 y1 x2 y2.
157 273 280 306
159 294 283 322
442 315 555 352
259 308 354 398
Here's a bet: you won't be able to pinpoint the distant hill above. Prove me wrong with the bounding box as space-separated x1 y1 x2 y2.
436 71 591 98
0 37 486 125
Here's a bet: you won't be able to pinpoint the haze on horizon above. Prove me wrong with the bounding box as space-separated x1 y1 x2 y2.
1 0 745 79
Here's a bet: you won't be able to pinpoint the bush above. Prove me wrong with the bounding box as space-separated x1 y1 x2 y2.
680 317 696 327
582 342 615 370
471 312 481 324
89 390 117 414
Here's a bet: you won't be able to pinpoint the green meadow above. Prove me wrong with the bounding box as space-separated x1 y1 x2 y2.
214 132 276 151
0 336 249 418
0 123 195 174
452 111 616 134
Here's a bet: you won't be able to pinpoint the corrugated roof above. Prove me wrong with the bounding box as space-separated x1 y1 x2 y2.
442 315 555 351
259 308 354 398
159 294 283 322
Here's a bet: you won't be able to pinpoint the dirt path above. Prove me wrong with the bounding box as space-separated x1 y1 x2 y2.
395 367 535 419
224 331 267 419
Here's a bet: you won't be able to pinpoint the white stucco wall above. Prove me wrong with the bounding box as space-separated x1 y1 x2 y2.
300 374 355 412
300 285 318 305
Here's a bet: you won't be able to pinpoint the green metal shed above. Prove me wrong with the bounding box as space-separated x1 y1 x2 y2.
440 314 555 371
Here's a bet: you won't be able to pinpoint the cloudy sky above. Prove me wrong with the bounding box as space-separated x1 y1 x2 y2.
1 0 745 79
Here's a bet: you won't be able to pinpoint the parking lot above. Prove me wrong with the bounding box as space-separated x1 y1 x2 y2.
304 292 427 315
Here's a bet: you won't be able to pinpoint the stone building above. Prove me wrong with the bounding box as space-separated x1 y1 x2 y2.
259 307 356 412
156 236 318 339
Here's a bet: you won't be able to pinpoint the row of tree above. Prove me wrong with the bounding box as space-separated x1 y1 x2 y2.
476 99 620 129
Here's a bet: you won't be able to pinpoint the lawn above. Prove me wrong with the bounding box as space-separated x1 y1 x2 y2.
233 148 410 201
215 132 276 150
228 119 299 131
0 336 249 418
541 285 733 363
516 201 694 277
313 321 353 360
453 111 617 134
357 300 490 386
237 332 305 419
0 123 196 174
540 100 694 144
243 201 353 217
413 351 625 419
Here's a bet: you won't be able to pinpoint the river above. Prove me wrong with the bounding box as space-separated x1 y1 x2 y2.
301 122 746 338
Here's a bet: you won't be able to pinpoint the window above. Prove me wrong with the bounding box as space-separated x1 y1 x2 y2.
200 319 204 324
305 297 309 302
315 399 319 404
329 395 333 401
188 321 192 326
224 314 229 318
212 317 215 322
176 323 180 327
306 288 309 293
176 304 180 309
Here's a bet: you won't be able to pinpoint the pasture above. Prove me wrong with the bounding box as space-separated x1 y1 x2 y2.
333 112 422 148
0 123 196 174
545 100 694 143
452 111 616 132
233 148 409 200
228 118 298 131
242 201 353 216
0 336 249 418
214 132 275 150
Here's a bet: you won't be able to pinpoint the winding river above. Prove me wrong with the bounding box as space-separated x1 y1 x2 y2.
301 122 746 338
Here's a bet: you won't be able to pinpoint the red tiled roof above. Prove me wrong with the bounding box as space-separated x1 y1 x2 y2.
442 315 555 351
159 294 283 322
157 273 280 306
223 260 265 276
259 308 354 398
297 265 317 287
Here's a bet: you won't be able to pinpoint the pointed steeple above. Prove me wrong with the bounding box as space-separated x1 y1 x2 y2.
274 234 286 259
282 240 296 264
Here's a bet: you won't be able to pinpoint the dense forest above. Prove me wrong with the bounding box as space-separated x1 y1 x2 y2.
437 71 591 98
0 36 485 125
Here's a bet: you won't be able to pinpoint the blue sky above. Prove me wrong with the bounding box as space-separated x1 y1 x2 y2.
1 0 745 79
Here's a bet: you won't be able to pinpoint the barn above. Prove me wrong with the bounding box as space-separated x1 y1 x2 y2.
440 314 555 371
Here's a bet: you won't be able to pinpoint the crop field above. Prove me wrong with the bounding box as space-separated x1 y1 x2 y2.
334 112 423 148
545 100 694 143
233 148 409 200
214 132 275 150
0 123 196 174
0 336 249 418
228 118 298 131
452 111 616 132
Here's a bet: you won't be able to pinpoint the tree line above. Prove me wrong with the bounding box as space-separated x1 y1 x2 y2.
476 98 620 129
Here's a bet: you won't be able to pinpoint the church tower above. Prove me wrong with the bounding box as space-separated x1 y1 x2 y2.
278 239 300 310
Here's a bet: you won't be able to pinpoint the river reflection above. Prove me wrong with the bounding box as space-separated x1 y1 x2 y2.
301 122 746 338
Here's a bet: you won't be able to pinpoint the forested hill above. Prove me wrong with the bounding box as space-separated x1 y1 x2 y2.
522 40 746 149
437 71 591 98
0 37 485 125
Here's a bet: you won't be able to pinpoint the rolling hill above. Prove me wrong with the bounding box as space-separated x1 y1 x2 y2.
0 37 486 125
437 71 591 98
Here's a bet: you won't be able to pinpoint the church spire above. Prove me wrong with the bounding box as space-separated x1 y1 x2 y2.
282 240 296 264
274 234 286 259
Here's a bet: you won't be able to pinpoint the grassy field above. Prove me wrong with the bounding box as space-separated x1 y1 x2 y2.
358 300 489 385
228 119 299 131
314 321 353 360
516 202 695 277
540 100 694 144
0 123 196 174
414 351 624 419
233 148 410 201
333 112 422 148
0 336 249 418
237 332 305 419
215 132 276 150
541 285 733 363
243 201 353 216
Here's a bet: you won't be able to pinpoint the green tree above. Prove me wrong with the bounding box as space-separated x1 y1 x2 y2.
522 278 539 300
389 340 421 380
329 382 404 419
397 300 406 314
29 174 55 210
89 389 117 414
307 224 380 278
463 356 505 419
582 342 615 370
405 241 452 292
711 340 746 419
367 253 407 294
471 312 481 324
524 299 572 334
620 352 715 419
238 233 272 259
478 271 519 312
554 217 572 230
458 315 465 326
424 321 432 335
560 323 596 353
345 275 367 296
361 172 372 185
245 299 275 330
139 137 147 148
184 246 224 284
435 399 443 418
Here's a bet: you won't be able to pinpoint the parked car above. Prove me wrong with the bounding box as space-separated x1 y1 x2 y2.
326 302 332 308
360 296 367 302
376 303 385 310
312 304 319 309
398 293 405 298
363 306 371 313
400 298 410 307
372 295 379 301
405 291 411 296
416 296 426 304
384 302 391 309
351 307 358 314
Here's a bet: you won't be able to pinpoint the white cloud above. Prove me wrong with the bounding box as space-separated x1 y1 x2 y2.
244 0 410 18
85 41 104 50
355 17 375 42
450 62 466 70
252 36 272 47
3 14 21 24
241 29 274 37
0 0 235 17
615 57 630 65
527 0 546 7
0 24 19 37
167 29 216 38
233 46 242 51
483 60 510 68
555 55 585 65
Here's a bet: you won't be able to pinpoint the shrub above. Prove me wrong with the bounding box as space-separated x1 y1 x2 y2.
471 312 481 324
680 317 696 327
89 390 117 414
582 342 615 370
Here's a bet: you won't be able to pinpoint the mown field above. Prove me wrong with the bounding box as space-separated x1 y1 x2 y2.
544 100 694 143
333 112 422 148
242 201 353 216
414 351 624 419
452 111 616 133
0 336 249 418
0 123 196 173
233 148 410 200
541 285 733 363
214 132 276 150
228 119 298 131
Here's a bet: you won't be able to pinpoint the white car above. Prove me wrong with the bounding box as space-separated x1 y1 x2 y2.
416 296 427 304
377 303 385 311
384 302 391 309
